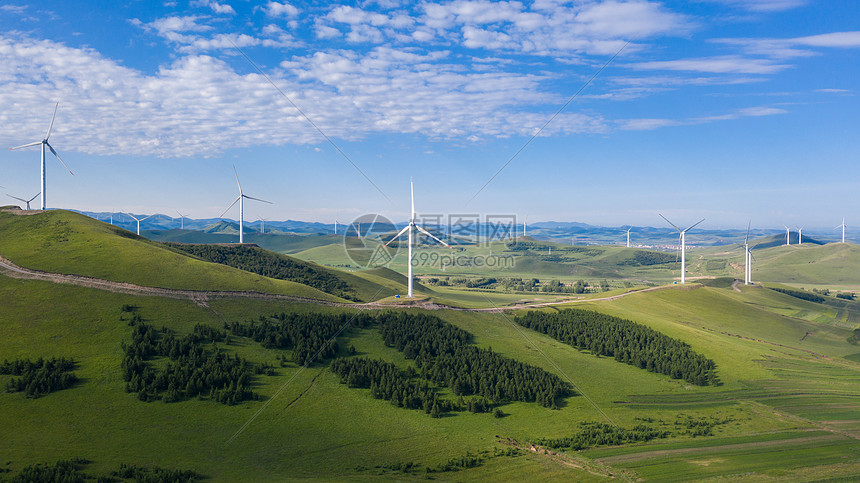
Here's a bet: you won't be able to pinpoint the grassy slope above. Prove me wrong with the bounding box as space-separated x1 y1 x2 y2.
2 269 859 481
0 210 342 301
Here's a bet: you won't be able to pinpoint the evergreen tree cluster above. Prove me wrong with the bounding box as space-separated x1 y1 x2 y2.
1 357 77 398
8 457 90 483
516 309 718 386
377 312 571 407
619 251 678 266
122 322 259 405
532 422 669 451
330 357 453 417
164 243 359 300
226 312 374 365
112 463 203 482
769 287 826 303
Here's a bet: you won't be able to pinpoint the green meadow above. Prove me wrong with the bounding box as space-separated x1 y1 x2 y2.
1 210 859 481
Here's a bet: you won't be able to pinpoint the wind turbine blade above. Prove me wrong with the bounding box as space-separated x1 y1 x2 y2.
28 193 40 203
6 194 26 203
745 221 750 244
219 196 240 218
242 194 273 204
683 218 705 233
46 102 59 140
383 226 411 247
659 213 681 232
415 225 450 247
9 141 42 150
233 165 242 194
126 213 140 222
141 215 154 222
410 177 415 221
46 142 74 175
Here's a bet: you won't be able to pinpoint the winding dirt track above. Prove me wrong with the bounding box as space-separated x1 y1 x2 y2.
0 255 671 311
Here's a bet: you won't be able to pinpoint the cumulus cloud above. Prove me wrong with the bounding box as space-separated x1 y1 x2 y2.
319 0 689 55
263 2 299 18
0 36 607 158
192 0 236 15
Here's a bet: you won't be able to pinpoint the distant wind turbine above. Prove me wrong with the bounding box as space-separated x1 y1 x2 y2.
6 193 40 210
176 211 188 230
797 226 804 245
8 102 74 210
126 213 152 236
783 225 791 246
334 215 340 235
523 215 528 238
626 227 632 248
741 221 754 285
384 178 450 298
220 165 272 244
258 216 269 234
836 218 846 243
660 214 704 285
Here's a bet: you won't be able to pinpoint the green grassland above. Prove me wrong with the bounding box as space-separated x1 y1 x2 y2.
0 209 405 303
2 269 860 481
2 212 860 481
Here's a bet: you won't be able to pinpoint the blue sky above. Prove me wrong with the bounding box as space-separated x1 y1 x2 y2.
0 0 858 230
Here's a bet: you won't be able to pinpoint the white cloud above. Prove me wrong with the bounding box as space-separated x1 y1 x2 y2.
0 5 27 14
620 104 786 130
264 2 299 18
192 0 236 15
630 55 791 74
815 88 850 94
709 0 807 12
794 31 860 48
0 36 608 158
317 0 689 56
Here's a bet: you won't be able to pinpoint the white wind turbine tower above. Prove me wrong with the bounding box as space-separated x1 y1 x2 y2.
797 225 804 245
626 227 632 248
660 214 704 285
220 165 272 244
8 102 74 210
523 215 528 238
741 221 754 285
383 178 450 298
783 225 791 246
7 193 40 210
176 211 188 230
836 218 846 243
334 215 340 235
126 213 152 236
257 216 269 234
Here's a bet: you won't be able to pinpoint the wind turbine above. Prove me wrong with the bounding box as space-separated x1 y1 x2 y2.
660 214 704 284
783 225 791 246
8 102 74 210
626 227 632 248
740 221 754 285
220 165 272 244
6 193 40 210
836 218 846 243
523 215 528 238
797 226 804 245
176 211 188 230
383 178 450 298
334 215 340 235
257 216 269 234
126 213 152 236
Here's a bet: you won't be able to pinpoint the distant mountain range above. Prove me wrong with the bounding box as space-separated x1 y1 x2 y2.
71 210 851 247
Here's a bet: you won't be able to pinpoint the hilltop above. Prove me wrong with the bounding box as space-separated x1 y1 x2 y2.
0 208 398 302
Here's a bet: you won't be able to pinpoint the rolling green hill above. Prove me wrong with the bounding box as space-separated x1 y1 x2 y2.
0 209 345 301
1 269 859 481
